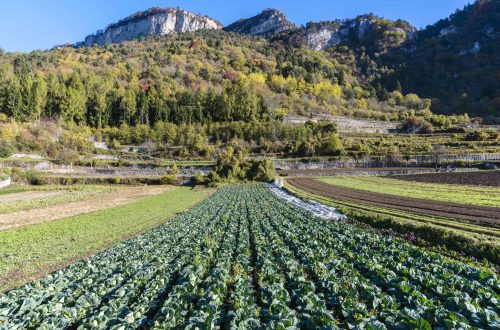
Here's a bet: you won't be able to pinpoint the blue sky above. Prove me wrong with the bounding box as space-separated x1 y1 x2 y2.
0 0 473 52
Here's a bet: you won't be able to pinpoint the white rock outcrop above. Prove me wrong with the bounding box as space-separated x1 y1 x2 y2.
83 8 222 46
224 9 295 37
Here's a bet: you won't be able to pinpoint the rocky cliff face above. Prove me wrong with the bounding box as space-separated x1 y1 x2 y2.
83 8 222 46
224 9 295 37
276 15 416 52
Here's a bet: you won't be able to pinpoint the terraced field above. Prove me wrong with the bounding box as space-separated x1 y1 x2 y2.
277 167 433 177
1 185 498 329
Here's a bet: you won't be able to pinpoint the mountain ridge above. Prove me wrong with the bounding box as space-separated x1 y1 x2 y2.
224 8 295 37
5 1 499 122
81 7 223 47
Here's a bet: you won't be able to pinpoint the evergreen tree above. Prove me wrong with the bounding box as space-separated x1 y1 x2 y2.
62 73 86 123
32 72 47 122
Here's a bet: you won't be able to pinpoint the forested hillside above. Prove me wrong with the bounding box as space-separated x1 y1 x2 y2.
372 0 499 122
0 30 435 128
380 0 500 122
270 0 499 122
0 2 497 162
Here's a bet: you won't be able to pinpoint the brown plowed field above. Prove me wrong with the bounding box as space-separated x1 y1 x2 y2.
288 178 500 226
278 167 433 176
394 171 500 187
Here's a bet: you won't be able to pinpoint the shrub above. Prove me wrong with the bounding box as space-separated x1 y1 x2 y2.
247 159 276 182
0 144 13 158
160 174 178 185
192 172 207 185
465 130 490 141
23 171 47 185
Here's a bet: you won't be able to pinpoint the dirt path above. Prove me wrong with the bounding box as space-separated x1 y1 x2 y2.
0 186 171 231
288 178 500 226
0 190 67 203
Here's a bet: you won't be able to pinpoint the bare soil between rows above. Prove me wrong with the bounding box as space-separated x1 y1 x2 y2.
288 178 500 226
0 186 171 232
394 171 500 187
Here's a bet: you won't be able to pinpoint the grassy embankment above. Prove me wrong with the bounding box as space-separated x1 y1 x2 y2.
0 186 214 292
284 181 500 266
319 176 500 207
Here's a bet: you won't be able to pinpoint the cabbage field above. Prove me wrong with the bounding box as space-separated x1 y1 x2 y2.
0 185 499 329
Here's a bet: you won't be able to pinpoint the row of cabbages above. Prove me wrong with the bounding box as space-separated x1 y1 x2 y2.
0 185 498 329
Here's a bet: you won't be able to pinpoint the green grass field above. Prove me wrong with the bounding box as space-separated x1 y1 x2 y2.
319 176 500 207
0 186 214 292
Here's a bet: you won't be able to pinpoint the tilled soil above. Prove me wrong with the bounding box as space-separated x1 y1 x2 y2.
0 190 67 203
288 178 500 226
0 186 171 231
394 171 500 187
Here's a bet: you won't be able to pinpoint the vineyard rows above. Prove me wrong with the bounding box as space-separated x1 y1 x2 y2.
0 185 499 329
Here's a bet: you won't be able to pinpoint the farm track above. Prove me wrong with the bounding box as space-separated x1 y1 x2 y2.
395 170 500 187
1 185 499 329
288 178 500 226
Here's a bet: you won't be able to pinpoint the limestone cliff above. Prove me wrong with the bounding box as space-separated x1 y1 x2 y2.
224 9 295 37
276 15 416 53
82 8 222 46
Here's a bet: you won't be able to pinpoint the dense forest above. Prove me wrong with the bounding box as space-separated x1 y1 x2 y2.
379 0 499 122
274 0 499 122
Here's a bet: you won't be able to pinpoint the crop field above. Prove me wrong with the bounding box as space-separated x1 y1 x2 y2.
289 178 500 227
0 187 32 197
0 185 113 215
318 176 500 207
0 186 213 292
0 186 173 232
394 171 500 187
286 179 500 263
1 185 499 329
